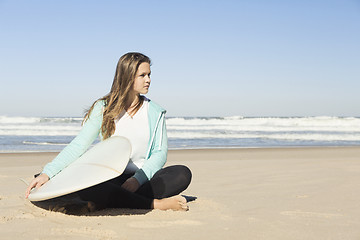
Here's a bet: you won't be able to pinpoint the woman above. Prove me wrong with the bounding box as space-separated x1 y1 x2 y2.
25 52 192 212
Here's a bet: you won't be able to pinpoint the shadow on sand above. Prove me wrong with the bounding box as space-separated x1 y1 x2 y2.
31 193 197 216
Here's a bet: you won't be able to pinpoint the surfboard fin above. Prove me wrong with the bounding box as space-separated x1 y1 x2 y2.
19 178 29 186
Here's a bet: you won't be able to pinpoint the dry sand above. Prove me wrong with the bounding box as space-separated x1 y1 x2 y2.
1 147 360 240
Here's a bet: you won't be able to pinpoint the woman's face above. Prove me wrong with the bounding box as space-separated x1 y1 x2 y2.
132 62 151 95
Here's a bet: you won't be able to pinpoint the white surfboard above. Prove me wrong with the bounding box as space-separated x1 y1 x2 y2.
28 136 131 201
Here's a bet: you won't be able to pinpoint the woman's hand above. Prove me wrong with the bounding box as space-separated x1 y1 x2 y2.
25 173 49 199
121 177 140 193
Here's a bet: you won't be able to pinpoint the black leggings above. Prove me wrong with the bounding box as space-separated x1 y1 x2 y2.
77 165 192 209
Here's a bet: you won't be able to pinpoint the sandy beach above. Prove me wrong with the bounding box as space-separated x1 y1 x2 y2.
1 147 360 240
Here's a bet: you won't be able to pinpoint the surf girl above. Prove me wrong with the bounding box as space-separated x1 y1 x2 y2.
25 52 192 212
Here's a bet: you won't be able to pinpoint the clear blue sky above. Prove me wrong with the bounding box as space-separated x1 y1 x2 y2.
1 0 359 117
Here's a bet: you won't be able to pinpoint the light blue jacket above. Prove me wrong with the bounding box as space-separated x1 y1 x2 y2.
42 99 168 186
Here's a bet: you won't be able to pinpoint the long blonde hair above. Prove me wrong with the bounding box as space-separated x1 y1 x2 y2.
83 52 151 139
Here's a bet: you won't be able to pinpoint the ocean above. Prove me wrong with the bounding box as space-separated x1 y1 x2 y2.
1 115 360 152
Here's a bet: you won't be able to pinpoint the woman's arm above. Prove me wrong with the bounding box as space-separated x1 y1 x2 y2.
133 113 168 185
25 101 104 197
41 101 104 179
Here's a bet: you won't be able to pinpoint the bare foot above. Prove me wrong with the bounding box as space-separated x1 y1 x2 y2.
153 195 189 211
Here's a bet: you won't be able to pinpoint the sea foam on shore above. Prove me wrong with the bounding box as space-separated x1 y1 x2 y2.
1 115 360 152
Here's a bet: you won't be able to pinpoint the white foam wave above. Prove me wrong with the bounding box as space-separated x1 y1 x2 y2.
0 116 42 124
223 116 244 120
167 132 360 141
0 115 82 124
166 116 360 128
0 123 81 136
23 141 67 146
0 130 80 136
1 116 360 143
166 117 360 135
167 125 360 132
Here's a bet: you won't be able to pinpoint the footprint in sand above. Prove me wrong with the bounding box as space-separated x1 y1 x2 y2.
15 212 36 219
281 210 343 218
128 219 203 228
0 210 36 223
0 215 14 223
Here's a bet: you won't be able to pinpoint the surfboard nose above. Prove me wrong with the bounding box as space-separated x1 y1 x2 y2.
28 136 132 202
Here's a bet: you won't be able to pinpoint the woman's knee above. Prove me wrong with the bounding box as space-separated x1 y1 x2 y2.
153 165 192 191
173 165 192 188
